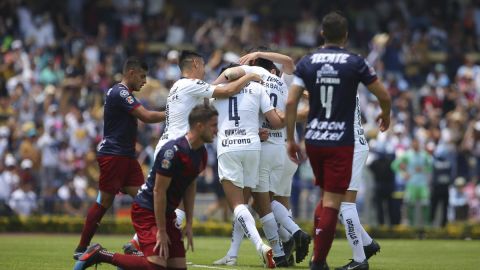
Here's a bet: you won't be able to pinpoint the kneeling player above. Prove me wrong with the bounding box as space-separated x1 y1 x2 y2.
74 105 218 270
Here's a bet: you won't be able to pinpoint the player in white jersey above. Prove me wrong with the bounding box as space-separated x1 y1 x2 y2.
124 50 261 256
213 50 311 266
212 71 285 268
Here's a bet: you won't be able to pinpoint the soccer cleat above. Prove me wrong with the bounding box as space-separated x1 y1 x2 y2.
282 238 295 266
73 243 103 270
334 259 368 270
274 255 289 267
260 244 276 268
213 255 238 266
73 246 87 260
311 260 330 270
363 240 380 260
293 230 311 263
122 240 144 256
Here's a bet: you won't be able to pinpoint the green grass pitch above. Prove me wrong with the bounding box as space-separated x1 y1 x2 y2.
0 234 478 270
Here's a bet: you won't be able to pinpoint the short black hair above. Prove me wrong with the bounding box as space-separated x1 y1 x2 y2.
188 104 218 128
123 57 148 74
246 46 276 71
179 50 203 71
321 11 348 43
219 63 240 76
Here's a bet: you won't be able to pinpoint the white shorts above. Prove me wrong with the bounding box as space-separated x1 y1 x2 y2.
256 143 285 193
218 150 260 189
271 149 298 196
347 150 369 191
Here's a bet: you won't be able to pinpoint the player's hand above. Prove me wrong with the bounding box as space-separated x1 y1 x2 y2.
376 111 390 132
287 140 304 164
182 224 194 252
239 52 260 65
154 229 170 259
259 128 269 141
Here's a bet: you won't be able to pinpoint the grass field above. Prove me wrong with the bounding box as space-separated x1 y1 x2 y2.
0 234 478 270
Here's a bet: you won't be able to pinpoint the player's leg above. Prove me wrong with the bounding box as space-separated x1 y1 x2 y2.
271 150 311 264
308 146 353 270
75 156 129 259
336 150 374 270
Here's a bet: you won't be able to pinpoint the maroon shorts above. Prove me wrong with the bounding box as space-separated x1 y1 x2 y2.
97 155 144 194
131 202 185 258
305 145 354 194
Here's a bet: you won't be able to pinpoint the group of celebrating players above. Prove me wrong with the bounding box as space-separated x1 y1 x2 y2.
72 11 391 270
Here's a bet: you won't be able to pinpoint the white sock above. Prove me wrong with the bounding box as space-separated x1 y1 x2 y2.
340 202 366 262
360 225 373 246
175 208 186 228
278 225 292 242
271 200 300 234
226 217 244 258
234 204 264 252
133 233 138 243
260 212 285 257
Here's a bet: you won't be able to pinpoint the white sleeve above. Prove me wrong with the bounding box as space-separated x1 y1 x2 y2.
260 88 274 114
282 73 294 87
187 79 216 98
241 65 256 74
292 75 306 88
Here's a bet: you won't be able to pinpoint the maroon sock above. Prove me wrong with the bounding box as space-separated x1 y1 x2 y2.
112 254 166 270
78 203 107 248
313 206 338 263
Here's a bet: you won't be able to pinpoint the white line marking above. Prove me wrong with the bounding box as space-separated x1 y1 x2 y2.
190 264 237 270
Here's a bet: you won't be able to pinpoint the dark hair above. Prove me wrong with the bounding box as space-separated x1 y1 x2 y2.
179 50 203 71
123 57 148 74
321 11 348 43
188 104 218 128
219 63 240 76
246 46 276 71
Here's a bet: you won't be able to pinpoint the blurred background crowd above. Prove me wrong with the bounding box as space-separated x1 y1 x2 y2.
0 0 480 228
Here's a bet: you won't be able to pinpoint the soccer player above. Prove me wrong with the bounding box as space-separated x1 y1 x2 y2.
124 50 262 252
285 11 391 270
213 50 311 267
212 69 284 268
73 57 166 259
73 104 218 270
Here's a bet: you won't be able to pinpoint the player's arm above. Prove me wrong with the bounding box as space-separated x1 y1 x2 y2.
264 109 285 129
153 174 172 258
366 80 392 132
239 52 295 74
212 66 247 85
182 180 196 252
286 84 304 142
131 105 166 123
211 73 261 98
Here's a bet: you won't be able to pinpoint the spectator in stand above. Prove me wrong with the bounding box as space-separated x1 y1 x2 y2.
449 177 469 221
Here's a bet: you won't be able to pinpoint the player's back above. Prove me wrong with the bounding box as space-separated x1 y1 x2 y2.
294 46 377 148
156 78 215 155
213 81 272 156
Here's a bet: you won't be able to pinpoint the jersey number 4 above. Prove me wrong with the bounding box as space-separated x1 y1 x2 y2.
320 85 333 119
229 97 240 126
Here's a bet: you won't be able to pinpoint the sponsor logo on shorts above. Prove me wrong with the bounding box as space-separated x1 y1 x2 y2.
221 138 251 147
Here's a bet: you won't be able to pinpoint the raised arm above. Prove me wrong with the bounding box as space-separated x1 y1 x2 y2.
239 51 295 75
212 66 246 85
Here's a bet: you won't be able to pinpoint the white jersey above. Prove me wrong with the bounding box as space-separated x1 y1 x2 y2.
354 94 369 152
241 65 288 145
213 81 273 156
155 78 216 156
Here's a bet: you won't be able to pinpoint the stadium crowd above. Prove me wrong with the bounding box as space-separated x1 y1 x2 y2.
0 0 480 227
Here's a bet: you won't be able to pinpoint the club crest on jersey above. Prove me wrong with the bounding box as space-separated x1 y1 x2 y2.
126 96 134 104
161 159 171 169
164 149 174 160
120 90 129 98
196 80 206 85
